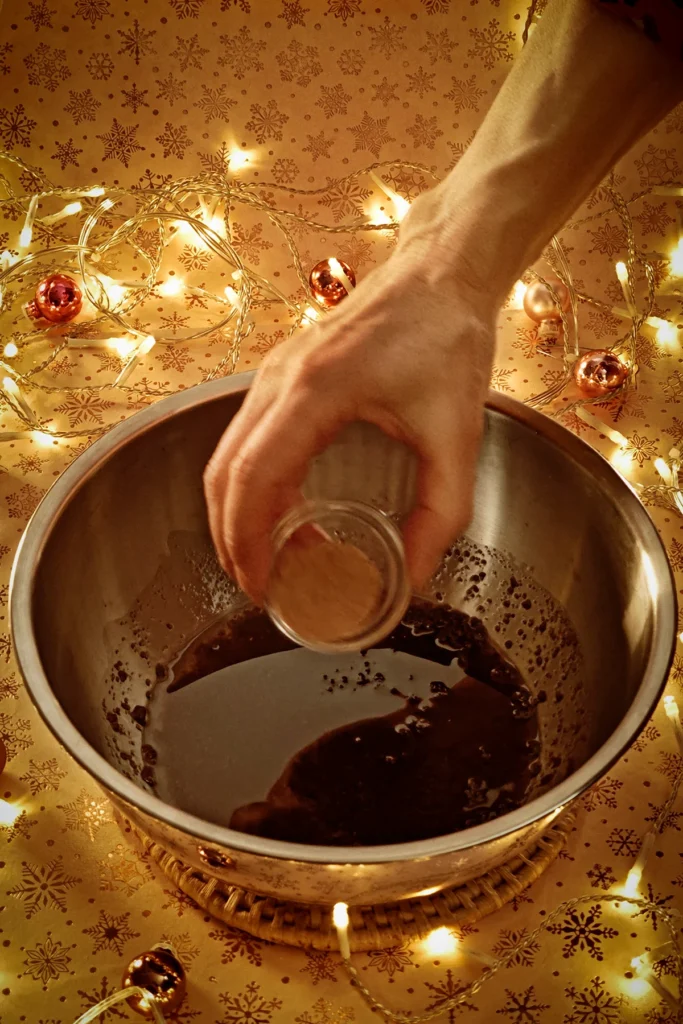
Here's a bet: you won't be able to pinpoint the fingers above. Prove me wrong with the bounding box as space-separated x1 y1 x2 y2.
204 382 277 575
222 391 350 602
402 423 482 590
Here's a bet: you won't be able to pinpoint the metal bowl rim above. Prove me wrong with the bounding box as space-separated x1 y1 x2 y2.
10 373 677 866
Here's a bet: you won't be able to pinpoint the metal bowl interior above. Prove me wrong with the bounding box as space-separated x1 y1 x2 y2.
10 375 676 904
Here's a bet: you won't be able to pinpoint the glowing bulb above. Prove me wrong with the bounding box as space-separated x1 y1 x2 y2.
622 976 650 999
86 186 105 197
615 260 628 283
332 902 351 960
209 216 224 234
656 321 678 347
101 198 115 211
509 280 528 309
655 458 673 486
392 193 411 221
3 375 19 398
0 799 21 826
19 226 32 249
105 283 127 306
328 257 355 295
1 250 17 271
302 305 320 324
368 204 392 226
624 865 642 897
669 239 683 278
158 278 184 297
610 446 632 476
224 285 239 306
423 927 459 957
229 148 251 170
3 342 18 358
138 335 156 356
107 337 136 358
32 430 56 447
64 201 82 216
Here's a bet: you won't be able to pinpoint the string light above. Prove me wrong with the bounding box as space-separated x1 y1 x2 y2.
228 148 251 171
1 375 40 427
630 947 680 1010
328 257 355 296
3 341 18 358
655 458 674 486
19 195 39 250
615 260 637 317
158 277 184 298
669 238 683 278
422 927 459 957
114 335 156 387
332 902 351 961
0 799 21 826
508 280 528 309
369 170 411 221
40 200 82 226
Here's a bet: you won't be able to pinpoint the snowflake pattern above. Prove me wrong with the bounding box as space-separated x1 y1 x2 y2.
371 77 399 106
468 19 515 70
424 968 478 1021
156 71 187 106
303 130 334 162
634 144 681 186
8 859 81 918
420 28 457 64
99 843 155 896
156 122 192 159
208 926 267 966
496 986 550 1023
301 950 339 985
24 43 71 91
406 113 443 149
169 0 206 17
445 75 486 112
245 100 289 144
194 84 236 123
117 19 156 64
218 26 266 79
218 981 283 1024
317 83 352 118
279 0 309 29
83 909 140 955
54 390 115 426
121 83 149 114
347 111 394 158
295 999 355 1024
25 0 55 31
338 48 364 75
586 864 617 891
0 673 20 699
85 51 114 80
548 905 618 961
19 758 67 794
170 33 208 71
96 118 144 166
327 0 362 21
52 138 82 170
625 431 659 466
582 776 623 811
22 935 75 988
563 975 621 1023
75 0 111 25
5 484 45 520
0 104 37 149
406 66 436 98
491 929 540 968
57 789 113 841
64 88 101 124
366 943 415 977
368 16 407 59
276 40 322 87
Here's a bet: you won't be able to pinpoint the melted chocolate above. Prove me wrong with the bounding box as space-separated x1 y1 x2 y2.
165 600 541 847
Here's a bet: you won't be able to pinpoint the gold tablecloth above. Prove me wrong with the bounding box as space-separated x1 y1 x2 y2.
1 1 683 1021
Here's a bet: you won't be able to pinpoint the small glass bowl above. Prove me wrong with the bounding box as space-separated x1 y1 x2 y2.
266 499 411 653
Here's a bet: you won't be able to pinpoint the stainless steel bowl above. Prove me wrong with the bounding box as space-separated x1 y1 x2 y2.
11 374 676 905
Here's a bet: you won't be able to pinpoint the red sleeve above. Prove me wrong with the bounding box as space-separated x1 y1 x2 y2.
594 0 683 60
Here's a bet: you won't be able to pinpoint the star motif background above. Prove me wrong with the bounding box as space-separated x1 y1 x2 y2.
1 1 683 1021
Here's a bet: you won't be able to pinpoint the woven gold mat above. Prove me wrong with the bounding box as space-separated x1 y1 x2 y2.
128 812 575 951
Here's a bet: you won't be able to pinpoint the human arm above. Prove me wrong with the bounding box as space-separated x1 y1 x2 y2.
204 0 683 603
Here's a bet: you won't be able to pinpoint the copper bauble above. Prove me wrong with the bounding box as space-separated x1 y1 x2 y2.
309 258 356 307
27 273 82 323
523 278 570 323
573 350 628 397
122 946 186 1017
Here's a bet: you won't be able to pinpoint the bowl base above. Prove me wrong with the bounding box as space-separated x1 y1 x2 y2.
121 810 575 952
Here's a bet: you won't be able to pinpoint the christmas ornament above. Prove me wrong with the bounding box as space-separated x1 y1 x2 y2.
122 945 186 1017
26 273 82 323
523 278 570 323
309 258 356 307
573 350 628 397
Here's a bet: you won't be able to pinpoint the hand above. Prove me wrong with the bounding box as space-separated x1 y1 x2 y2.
204 219 496 604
